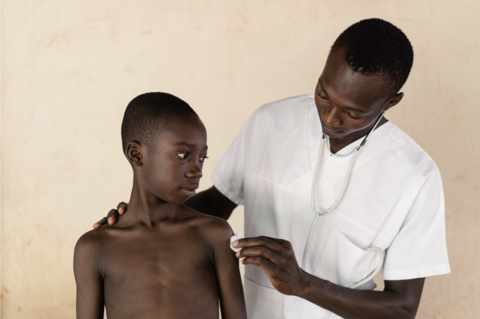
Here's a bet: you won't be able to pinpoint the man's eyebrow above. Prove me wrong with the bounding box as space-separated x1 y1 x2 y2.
318 80 331 99
318 80 368 114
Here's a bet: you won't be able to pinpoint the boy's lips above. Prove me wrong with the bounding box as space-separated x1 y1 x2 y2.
180 184 199 196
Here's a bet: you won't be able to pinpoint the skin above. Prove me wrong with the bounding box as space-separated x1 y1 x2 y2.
76 114 246 319
314 47 403 153
96 49 425 319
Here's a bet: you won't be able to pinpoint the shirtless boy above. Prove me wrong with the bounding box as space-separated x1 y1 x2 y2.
74 93 247 319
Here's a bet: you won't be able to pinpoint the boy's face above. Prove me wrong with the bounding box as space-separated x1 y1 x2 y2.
139 113 208 205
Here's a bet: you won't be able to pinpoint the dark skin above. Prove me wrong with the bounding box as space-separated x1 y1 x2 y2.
76 114 246 319
95 49 425 319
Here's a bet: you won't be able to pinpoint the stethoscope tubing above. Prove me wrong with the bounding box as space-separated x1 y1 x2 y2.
301 111 386 289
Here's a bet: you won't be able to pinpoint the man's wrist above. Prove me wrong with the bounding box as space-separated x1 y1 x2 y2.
296 271 336 310
296 270 323 299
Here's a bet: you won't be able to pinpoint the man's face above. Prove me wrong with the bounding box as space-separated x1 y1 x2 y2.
139 113 208 205
314 48 398 140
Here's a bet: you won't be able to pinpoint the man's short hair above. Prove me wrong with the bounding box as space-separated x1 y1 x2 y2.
121 92 197 152
331 18 414 92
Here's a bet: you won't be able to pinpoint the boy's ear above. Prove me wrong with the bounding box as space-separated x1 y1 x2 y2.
126 141 143 166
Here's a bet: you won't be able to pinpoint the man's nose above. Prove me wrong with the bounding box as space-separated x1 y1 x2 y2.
186 162 203 179
322 105 342 127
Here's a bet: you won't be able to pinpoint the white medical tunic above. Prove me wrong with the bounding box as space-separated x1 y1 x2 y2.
212 95 450 319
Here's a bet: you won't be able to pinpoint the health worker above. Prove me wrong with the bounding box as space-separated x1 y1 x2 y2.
98 18 450 319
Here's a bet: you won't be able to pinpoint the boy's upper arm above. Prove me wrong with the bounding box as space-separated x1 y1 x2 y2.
208 218 247 319
74 232 105 319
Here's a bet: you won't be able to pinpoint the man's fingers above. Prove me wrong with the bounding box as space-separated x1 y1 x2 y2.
236 245 284 264
106 209 118 225
93 217 108 229
117 202 128 215
234 236 287 253
94 204 124 229
242 256 277 275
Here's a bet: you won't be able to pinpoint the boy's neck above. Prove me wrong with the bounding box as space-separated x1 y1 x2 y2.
125 182 180 228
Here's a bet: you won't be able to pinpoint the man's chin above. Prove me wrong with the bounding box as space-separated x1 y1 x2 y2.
322 130 346 139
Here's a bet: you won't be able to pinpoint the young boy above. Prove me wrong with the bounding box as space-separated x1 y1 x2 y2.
74 93 247 319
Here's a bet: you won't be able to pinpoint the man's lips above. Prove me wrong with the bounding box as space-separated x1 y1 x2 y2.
321 122 344 135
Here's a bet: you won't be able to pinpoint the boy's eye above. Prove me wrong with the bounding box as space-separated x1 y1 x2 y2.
177 152 189 159
199 155 208 163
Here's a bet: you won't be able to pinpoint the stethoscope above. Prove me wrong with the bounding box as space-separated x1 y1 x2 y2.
301 110 386 289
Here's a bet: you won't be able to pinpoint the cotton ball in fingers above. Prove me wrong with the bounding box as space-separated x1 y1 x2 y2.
230 232 244 253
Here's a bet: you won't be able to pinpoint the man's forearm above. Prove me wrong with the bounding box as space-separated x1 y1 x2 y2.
297 273 424 319
185 186 238 220
184 189 221 217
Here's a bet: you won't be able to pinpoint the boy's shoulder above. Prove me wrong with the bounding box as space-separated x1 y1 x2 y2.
75 221 127 257
74 227 109 257
73 228 111 271
182 206 234 244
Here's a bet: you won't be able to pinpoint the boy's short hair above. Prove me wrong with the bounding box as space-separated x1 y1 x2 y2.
121 92 197 152
331 18 414 92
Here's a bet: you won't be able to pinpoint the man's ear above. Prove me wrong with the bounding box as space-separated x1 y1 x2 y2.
126 141 143 166
385 92 404 111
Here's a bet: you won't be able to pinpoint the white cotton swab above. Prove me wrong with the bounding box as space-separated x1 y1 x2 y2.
230 232 244 252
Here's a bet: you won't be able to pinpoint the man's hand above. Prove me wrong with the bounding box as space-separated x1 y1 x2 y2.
233 236 425 319
232 236 308 296
92 202 128 229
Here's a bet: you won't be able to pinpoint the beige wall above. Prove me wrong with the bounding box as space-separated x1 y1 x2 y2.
1 0 479 318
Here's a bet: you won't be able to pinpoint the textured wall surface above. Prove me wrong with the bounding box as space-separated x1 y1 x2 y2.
1 0 479 318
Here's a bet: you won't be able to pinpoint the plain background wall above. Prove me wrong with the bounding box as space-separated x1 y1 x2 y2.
1 0 479 318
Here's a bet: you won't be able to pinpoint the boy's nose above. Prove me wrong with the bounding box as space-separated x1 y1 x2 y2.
186 165 203 179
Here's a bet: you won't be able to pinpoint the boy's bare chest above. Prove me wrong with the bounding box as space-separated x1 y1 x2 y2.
101 230 216 289
98 227 221 318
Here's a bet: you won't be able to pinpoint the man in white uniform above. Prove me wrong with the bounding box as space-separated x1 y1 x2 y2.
99 19 450 318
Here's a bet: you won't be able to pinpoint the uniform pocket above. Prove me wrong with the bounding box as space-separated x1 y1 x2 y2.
314 228 381 290
244 276 284 319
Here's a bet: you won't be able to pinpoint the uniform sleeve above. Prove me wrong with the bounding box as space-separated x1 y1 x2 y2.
212 110 258 205
382 168 451 280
